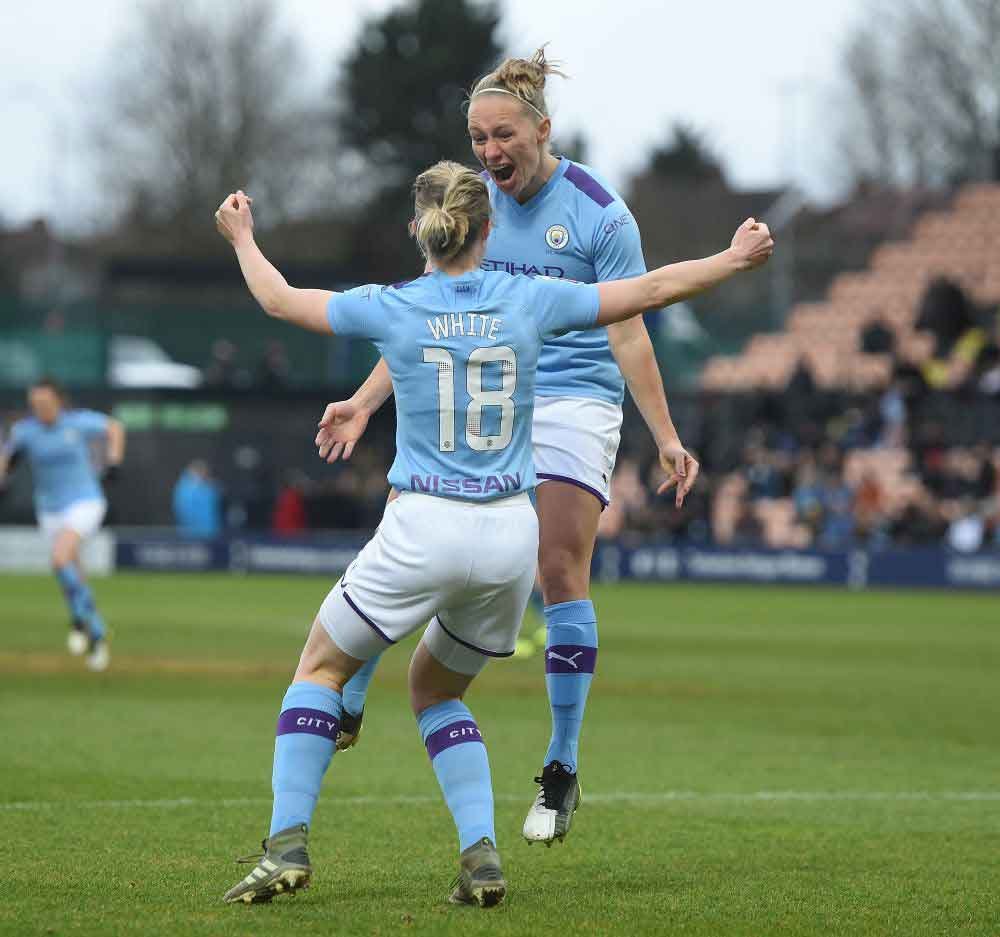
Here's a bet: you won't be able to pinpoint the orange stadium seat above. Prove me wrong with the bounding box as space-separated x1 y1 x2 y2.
701 183 1000 392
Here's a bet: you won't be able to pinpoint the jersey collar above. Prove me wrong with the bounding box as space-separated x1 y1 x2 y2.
498 157 569 215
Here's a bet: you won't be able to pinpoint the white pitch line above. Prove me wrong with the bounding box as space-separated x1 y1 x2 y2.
2 791 999 812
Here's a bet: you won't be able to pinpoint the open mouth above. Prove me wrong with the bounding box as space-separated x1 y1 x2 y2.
490 165 515 183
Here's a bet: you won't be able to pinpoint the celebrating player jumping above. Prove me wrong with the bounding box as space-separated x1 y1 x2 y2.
317 48 705 845
213 158 772 906
0 378 125 671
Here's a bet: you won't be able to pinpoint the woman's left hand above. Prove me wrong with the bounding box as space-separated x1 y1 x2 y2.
657 441 700 508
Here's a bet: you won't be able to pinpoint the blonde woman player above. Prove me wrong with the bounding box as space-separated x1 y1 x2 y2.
214 164 771 906
317 48 699 845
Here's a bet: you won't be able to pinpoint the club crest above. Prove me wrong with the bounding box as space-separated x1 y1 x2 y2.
545 224 569 251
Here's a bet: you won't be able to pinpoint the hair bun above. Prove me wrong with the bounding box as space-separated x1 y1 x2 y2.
494 46 565 97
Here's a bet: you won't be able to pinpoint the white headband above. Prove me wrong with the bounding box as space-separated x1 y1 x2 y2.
471 87 546 121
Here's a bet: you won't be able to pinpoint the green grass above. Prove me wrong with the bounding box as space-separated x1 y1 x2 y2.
1 574 998 936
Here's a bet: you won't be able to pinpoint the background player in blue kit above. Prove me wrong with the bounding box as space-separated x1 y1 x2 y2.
316 48 701 844
0 378 125 671
213 161 771 907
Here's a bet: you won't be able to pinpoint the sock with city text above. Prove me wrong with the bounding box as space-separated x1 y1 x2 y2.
269 682 341 836
419 699 495 851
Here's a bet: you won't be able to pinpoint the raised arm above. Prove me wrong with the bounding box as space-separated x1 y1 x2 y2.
215 192 334 334
596 218 773 326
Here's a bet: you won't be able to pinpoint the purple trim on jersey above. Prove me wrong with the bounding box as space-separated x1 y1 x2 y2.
388 276 423 290
563 164 614 208
545 644 598 674
341 589 396 645
276 707 340 740
424 720 485 760
479 169 490 181
536 472 609 508
435 615 515 658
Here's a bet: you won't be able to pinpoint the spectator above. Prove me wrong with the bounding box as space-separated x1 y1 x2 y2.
743 438 785 500
730 501 765 547
914 278 988 390
256 340 291 388
793 454 824 540
861 317 895 354
205 338 252 389
172 459 222 539
946 499 985 553
818 475 855 549
272 471 308 535
853 471 886 546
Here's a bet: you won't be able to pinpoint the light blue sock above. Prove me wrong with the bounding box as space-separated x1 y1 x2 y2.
543 599 598 774
54 564 105 641
341 652 382 717
270 682 341 836
418 700 495 851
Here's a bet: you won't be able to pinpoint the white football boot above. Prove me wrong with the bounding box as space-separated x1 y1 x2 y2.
522 761 581 845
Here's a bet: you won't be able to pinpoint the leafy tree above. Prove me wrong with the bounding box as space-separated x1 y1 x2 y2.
337 0 503 196
90 0 325 242
334 0 503 278
647 124 725 183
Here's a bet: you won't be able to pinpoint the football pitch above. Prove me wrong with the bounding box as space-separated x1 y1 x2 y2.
1 573 997 937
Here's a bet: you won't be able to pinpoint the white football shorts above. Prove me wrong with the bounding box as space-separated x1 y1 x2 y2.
318 491 538 676
38 498 107 545
532 396 623 507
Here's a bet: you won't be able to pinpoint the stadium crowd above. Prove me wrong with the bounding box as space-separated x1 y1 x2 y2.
607 276 1000 553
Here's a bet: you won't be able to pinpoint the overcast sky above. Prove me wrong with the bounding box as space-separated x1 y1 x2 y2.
0 0 865 230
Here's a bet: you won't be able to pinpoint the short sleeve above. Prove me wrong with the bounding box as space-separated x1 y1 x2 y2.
592 204 646 282
326 284 388 341
70 410 110 437
531 277 600 340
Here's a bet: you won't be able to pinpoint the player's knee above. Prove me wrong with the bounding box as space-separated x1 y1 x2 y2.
409 684 460 717
538 547 591 602
292 650 350 695
51 545 72 569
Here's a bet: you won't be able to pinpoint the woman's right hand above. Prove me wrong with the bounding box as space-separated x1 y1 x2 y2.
215 190 255 247
315 399 371 462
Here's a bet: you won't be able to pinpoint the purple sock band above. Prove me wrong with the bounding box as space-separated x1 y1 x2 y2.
276 707 340 741
545 644 598 674
424 720 485 760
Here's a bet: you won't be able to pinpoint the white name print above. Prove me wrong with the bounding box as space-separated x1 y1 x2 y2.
426 313 502 341
547 650 584 669
448 726 482 739
297 716 338 733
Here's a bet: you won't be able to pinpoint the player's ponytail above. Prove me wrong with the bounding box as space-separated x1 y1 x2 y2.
470 46 567 123
413 161 490 264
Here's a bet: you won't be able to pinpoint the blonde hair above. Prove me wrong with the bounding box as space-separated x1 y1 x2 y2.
470 46 567 122
413 161 491 263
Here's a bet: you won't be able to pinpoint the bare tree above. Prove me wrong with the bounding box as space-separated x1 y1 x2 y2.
90 0 328 239
839 0 1000 188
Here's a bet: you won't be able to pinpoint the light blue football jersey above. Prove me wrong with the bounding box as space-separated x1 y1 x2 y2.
3 410 109 512
327 269 599 501
481 157 646 404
